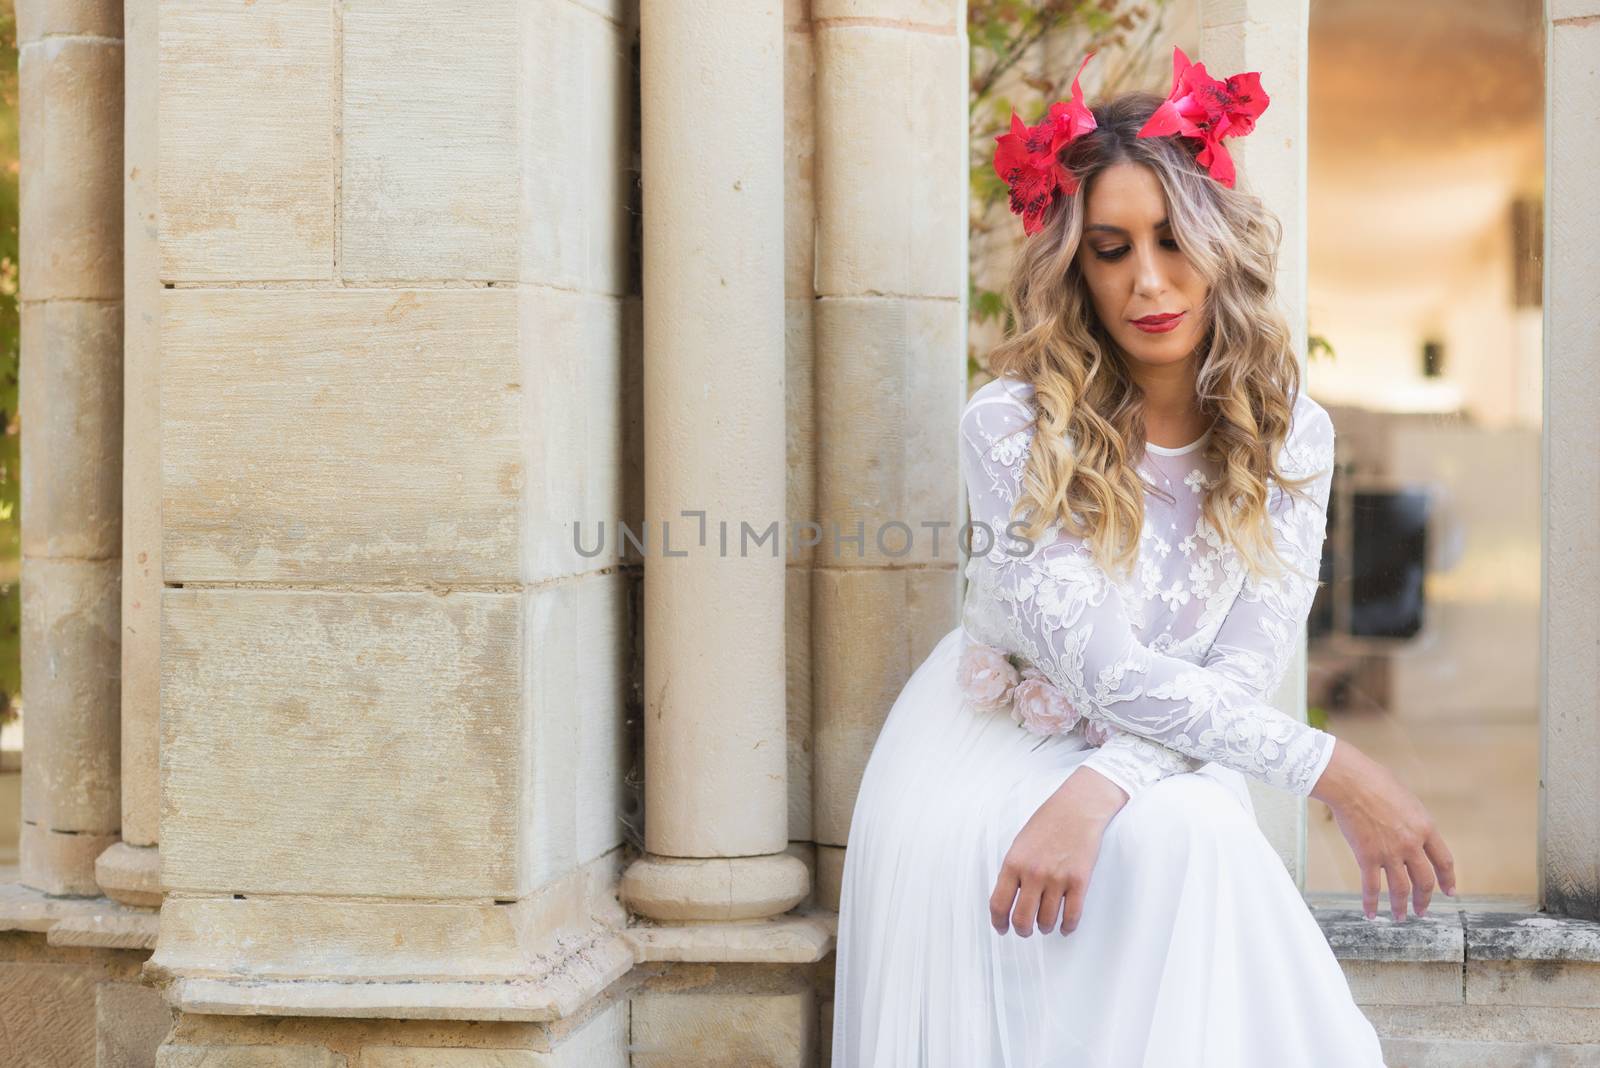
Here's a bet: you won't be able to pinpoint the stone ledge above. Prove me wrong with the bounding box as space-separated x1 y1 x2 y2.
0 872 159 950
1306 895 1600 966
1311 903 1464 963
163 931 635 1022
624 909 836 963
1466 911 1600 963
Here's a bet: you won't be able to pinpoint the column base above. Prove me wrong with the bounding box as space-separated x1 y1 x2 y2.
619 851 810 922
144 851 636 1022
19 822 119 897
95 840 162 908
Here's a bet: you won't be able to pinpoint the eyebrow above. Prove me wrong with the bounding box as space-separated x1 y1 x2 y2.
1084 217 1170 234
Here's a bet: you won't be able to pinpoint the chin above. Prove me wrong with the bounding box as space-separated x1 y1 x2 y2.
1114 326 1204 366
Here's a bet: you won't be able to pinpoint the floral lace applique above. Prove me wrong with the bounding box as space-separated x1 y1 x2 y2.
956 378 1339 799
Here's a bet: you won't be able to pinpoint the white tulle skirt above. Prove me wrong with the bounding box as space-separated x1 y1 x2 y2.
831 624 1387 1068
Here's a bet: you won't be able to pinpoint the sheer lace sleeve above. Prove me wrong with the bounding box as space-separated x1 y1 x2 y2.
1074 396 1339 798
959 381 1338 797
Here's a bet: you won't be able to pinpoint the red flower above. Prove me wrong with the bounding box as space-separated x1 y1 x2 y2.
1136 46 1269 188
993 53 1098 236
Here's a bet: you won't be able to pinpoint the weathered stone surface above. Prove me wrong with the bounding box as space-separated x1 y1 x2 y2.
17 34 123 300
1365 1003 1600 1045
533 997 630 1067
0 875 157 934
523 573 630 892
811 0 960 26
96 841 163 908
811 565 959 845
814 845 845 913
19 299 123 559
783 26 817 302
341 2 518 282
48 910 159 951
19 557 122 835
122 0 164 850
158 1047 346 1068
518 285 629 583
625 912 834 964
1379 1037 1600 1067
97 979 176 1068
1467 959 1600 1009
152 897 536 984
813 25 964 299
620 854 809 924
0 960 99 1066
1545 11 1600 924
161 588 522 898
1342 960 1464 1006
786 562 815 843
359 1049 542 1067
813 296 965 569
1315 906 1465 963
16 0 123 42
518 0 633 295
1552 0 1600 25
159 0 335 281
18 822 120 898
1466 911 1600 963
339 999 628 1065
161 287 524 585
631 988 815 1068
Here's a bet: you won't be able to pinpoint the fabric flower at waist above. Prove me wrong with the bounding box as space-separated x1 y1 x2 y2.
957 638 1116 744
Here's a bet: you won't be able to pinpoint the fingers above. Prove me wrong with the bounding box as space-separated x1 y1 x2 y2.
1423 828 1457 898
991 861 1085 938
1010 876 1044 937
1407 848 1437 917
990 866 1019 934
1362 862 1382 920
1058 882 1085 937
1035 881 1066 935
1383 860 1412 922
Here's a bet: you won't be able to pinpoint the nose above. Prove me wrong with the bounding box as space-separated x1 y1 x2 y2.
1132 240 1167 301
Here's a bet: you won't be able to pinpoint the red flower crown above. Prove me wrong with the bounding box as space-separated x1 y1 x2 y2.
992 46 1270 236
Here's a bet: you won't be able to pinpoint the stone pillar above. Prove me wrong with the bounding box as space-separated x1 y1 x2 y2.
1542 0 1600 921
95 0 162 912
808 1 968 909
1201 0 1314 884
16 0 125 898
146 0 638 1025
618 0 809 924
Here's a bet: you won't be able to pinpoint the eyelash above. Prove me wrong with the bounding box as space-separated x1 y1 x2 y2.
1093 238 1180 262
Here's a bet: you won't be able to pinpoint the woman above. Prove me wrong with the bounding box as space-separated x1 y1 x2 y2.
830 52 1456 1067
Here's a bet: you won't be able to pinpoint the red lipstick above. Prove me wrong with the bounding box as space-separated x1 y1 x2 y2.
1131 312 1185 334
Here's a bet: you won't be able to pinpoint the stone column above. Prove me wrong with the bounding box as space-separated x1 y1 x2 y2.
1542 0 1600 921
146 0 638 1026
1201 0 1314 884
16 0 125 898
94 0 162 912
618 0 810 924
808 1 968 909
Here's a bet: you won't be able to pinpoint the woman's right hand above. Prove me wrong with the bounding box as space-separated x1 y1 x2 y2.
1310 738 1458 921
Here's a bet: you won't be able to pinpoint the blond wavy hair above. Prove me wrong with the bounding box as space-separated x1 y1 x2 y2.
987 90 1323 585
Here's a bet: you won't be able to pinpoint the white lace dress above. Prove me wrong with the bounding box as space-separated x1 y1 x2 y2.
831 375 1387 1067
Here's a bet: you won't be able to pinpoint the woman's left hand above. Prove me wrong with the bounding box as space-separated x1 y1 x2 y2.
989 766 1129 937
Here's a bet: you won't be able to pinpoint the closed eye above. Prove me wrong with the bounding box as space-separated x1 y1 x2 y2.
1092 246 1130 262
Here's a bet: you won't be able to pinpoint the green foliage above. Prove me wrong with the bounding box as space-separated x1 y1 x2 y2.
967 1 1170 375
